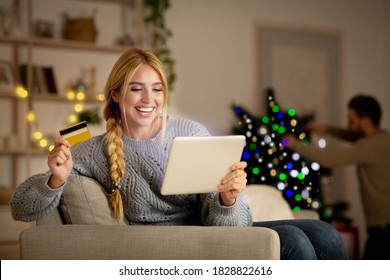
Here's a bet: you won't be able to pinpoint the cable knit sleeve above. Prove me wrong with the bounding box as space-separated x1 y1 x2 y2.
200 193 253 226
9 172 64 222
9 137 101 222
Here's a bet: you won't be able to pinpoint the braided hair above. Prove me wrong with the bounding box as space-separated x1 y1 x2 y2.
103 48 168 221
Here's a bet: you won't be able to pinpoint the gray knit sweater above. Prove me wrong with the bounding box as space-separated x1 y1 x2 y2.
10 116 252 226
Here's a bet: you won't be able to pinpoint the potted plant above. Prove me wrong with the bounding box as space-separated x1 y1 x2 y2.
144 0 176 91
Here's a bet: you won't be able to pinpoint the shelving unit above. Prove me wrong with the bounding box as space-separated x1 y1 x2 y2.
0 0 143 190
0 35 131 54
0 0 143 260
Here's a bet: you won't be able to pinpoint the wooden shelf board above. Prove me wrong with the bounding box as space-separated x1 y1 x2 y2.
0 35 134 53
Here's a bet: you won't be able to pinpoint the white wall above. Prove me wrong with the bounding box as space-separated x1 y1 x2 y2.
167 0 389 133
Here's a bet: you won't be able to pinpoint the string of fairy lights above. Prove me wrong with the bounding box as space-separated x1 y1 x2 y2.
14 85 102 151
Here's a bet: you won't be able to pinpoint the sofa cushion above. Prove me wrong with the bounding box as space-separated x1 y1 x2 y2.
59 176 126 225
242 184 295 221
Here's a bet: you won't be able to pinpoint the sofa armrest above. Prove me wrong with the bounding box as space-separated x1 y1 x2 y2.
20 225 280 260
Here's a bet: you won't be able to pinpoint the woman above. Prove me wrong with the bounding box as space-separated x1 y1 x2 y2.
10 48 346 259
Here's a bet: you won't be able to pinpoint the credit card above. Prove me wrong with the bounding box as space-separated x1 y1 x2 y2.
59 121 91 145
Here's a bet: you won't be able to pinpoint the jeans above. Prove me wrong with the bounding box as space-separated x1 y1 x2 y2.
253 219 347 260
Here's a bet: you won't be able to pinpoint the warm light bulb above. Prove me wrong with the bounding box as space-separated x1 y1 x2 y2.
290 119 297 127
76 91 85 100
259 126 268 135
68 114 78 123
96 93 104 101
311 200 320 209
67 90 76 100
39 139 48 147
33 131 43 140
16 86 28 98
74 103 83 112
48 145 55 151
26 111 36 122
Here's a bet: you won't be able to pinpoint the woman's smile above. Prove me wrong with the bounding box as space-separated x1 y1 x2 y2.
135 106 155 117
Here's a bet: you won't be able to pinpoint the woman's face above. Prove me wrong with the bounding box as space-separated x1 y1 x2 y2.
113 64 165 138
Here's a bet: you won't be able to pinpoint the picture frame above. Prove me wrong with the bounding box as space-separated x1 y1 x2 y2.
254 24 343 124
0 60 15 92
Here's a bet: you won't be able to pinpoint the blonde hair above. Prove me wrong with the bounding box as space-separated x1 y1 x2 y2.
103 48 169 221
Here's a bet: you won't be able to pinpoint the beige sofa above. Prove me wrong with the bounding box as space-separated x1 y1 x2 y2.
19 176 317 260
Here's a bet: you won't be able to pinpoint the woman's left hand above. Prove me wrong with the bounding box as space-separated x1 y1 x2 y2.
219 161 247 206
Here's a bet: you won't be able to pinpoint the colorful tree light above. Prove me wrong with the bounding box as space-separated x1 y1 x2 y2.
232 88 331 215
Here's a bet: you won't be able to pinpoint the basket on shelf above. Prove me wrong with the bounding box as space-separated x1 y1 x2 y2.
62 9 98 43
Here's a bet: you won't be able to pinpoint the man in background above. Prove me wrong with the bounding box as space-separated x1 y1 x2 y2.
283 94 390 260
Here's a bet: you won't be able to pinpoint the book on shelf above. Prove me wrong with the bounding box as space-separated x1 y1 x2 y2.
42 66 58 94
19 64 58 95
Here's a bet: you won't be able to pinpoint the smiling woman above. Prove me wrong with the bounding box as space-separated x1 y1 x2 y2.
111 64 165 140
11 47 250 228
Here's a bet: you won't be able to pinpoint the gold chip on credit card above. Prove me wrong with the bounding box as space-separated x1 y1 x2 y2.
59 121 91 145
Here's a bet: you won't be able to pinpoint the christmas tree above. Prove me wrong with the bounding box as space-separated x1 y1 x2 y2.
232 88 330 216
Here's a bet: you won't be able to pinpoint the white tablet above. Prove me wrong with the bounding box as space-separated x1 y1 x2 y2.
160 135 246 195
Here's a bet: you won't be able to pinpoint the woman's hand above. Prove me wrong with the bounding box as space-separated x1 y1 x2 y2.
218 161 247 206
47 137 73 189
